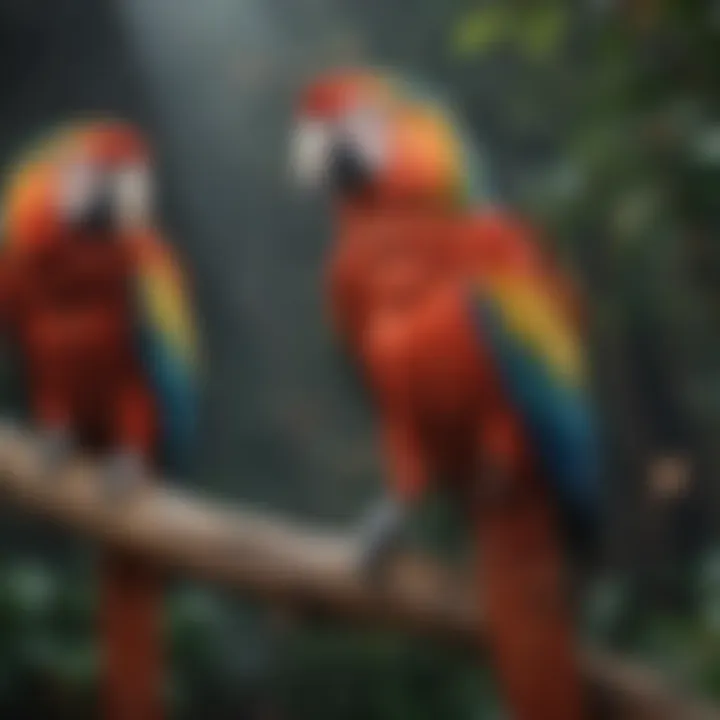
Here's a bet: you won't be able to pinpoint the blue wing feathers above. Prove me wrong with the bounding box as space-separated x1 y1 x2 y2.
469 288 601 540
135 315 197 474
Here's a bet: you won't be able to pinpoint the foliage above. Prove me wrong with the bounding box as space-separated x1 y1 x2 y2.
584 547 720 702
453 2 569 62
0 550 719 717
0 559 501 719
275 626 500 720
0 560 96 718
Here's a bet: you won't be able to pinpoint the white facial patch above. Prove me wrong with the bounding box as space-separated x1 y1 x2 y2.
58 159 102 222
114 163 153 230
341 105 388 173
289 120 333 186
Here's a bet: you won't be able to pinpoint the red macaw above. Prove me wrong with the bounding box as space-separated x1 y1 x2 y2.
291 69 600 720
0 120 199 720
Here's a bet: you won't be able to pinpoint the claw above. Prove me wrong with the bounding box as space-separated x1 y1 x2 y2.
354 497 408 585
101 449 147 503
35 426 75 478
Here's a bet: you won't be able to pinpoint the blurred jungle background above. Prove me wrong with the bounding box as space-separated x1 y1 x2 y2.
0 0 719 717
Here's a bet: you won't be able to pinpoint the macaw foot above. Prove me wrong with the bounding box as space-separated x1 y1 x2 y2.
100 449 147 504
354 497 408 585
35 426 75 479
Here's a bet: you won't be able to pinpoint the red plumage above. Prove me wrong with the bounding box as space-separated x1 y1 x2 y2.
328 204 588 719
2 231 158 453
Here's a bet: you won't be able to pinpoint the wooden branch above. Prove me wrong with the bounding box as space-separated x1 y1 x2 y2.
0 424 716 720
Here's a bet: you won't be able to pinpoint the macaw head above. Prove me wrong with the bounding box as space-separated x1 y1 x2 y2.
289 67 488 209
2 119 155 249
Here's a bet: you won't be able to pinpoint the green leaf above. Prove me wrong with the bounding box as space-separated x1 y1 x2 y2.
5 563 56 625
451 5 508 59
584 576 631 639
513 3 569 61
692 125 720 166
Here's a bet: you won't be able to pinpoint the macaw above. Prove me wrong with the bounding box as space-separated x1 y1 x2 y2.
0 119 199 720
291 69 600 720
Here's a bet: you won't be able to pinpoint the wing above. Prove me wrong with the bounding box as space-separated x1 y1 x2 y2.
131 235 200 473
468 272 600 544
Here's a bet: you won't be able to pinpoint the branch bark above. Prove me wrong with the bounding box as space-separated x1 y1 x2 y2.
0 424 716 719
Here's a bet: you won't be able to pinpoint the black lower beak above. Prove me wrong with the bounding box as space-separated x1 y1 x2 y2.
78 188 115 233
330 142 372 196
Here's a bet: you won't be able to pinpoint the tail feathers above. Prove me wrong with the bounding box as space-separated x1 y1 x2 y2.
476 485 588 720
100 552 163 720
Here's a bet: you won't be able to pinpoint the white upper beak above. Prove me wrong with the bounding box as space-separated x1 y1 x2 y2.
58 159 99 222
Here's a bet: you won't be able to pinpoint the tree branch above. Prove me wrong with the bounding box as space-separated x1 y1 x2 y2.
0 424 716 719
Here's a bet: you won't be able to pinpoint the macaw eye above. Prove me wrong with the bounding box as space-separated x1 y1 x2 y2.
114 163 153 230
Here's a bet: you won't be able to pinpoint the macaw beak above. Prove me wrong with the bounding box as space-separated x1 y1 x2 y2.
289 118 375 196
328 139 374 195
82 190 115 232
59 165 114 233
59 162 153 234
